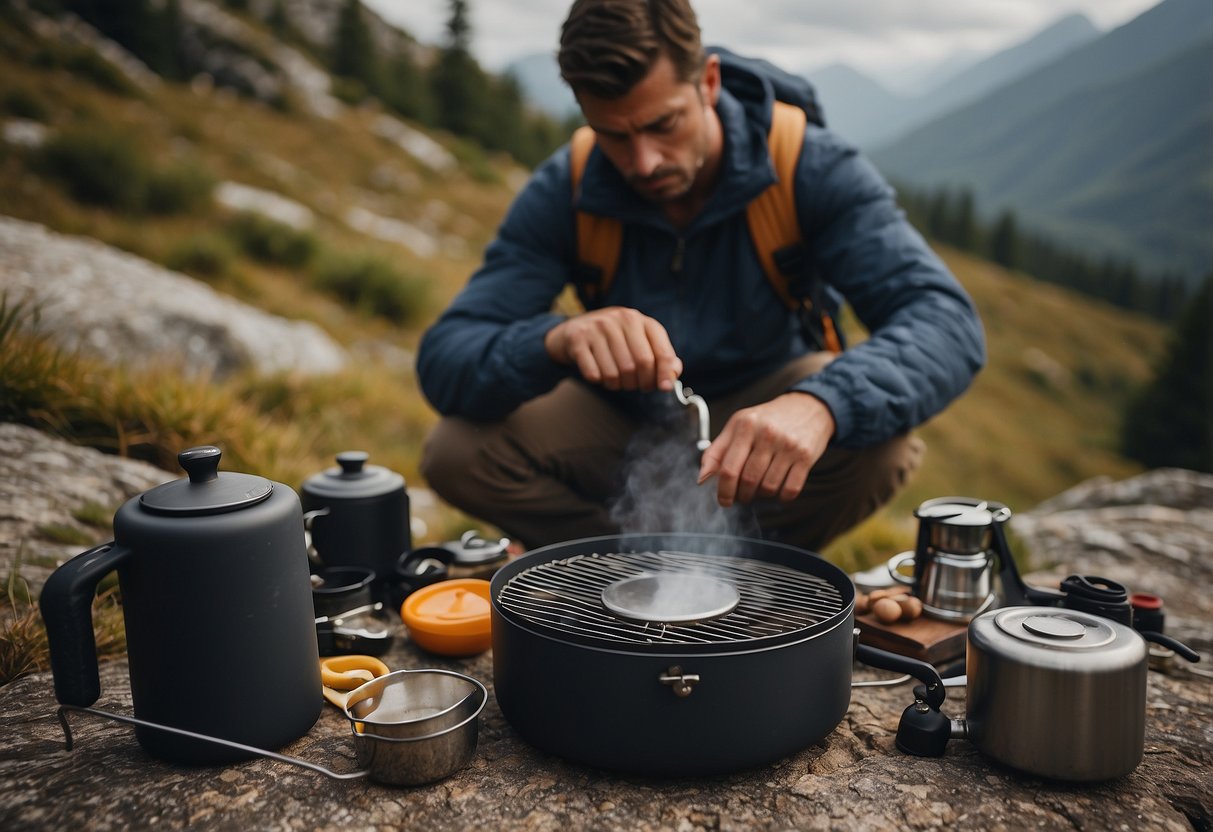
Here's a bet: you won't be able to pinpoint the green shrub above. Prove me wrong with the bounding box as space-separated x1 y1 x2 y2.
34 125 150 210
449 139 500 184
330 76 369 105
1 87 48 121
61 47 139 96
145 160 215 214
165 233 237 278
224 212 318 267
310 251 431 325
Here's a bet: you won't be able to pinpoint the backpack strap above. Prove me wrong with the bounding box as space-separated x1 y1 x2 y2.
569 126 620 305
568 105 841 352
746 101 842 353
745 100 806 310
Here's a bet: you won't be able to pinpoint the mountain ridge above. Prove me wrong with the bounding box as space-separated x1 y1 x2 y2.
872 0 1213 281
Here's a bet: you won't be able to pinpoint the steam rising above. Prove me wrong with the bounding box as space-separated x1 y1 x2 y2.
609 423 759 547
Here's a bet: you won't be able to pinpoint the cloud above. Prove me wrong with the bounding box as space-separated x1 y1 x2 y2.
373 0 1161 75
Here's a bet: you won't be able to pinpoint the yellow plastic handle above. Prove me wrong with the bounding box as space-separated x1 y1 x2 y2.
319 655 390 690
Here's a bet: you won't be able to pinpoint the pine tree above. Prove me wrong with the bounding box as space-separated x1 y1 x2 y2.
332 0 378 95
381 47 433 123
988 211 1019 269
429 0 488 136
1122 275 1213 473
948 189 976 251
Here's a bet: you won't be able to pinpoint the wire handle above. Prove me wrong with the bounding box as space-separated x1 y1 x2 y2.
56 705 369 781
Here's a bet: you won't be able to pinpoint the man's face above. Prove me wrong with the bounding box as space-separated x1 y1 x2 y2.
577 54 721 204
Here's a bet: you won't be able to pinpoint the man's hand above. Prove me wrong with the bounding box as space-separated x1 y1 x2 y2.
697 392 836 506
545 306 683 391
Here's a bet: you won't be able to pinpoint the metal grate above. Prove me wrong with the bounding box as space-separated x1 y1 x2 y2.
496 549 845 646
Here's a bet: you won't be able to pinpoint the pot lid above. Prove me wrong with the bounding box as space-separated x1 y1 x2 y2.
302 451 404 500
601 573 740 624
140 446 273 516
443 531 509 564
401 579 491 634
990 607 1121 651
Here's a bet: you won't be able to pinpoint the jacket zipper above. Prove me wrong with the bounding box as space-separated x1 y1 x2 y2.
671 235 687 349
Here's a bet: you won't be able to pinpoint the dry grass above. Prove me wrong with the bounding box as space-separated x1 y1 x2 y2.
0 549 126 687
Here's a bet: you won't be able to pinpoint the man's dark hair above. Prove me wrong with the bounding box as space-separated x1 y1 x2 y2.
558 0 705 99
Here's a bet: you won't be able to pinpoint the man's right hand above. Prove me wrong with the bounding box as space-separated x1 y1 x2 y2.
544 306 683 392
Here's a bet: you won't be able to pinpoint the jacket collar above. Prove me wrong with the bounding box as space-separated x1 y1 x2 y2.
574 85 778 233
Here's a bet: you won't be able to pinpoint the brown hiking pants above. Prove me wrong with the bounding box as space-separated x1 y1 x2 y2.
420 352 924 553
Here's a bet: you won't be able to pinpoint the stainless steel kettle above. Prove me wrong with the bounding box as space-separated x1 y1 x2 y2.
891 594 1200 780
962 606 1150 780
40 446 322 764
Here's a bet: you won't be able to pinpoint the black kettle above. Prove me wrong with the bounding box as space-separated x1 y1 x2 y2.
40 447 322 764
300 451 411 585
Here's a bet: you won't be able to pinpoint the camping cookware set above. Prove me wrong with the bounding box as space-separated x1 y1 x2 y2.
41 446 488 785
39 444 1203 786
491 530 1199 780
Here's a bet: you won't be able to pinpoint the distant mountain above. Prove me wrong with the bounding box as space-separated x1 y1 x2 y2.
809 12 1100 149
872 0 1213 281
913 13 1099 132
805 64 905 146
880 49 984 97
505 52 579 120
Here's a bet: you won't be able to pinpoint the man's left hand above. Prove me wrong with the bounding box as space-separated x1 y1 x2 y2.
697 392 836 506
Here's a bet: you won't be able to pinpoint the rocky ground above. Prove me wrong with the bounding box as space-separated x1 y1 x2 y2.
0 427 1209 831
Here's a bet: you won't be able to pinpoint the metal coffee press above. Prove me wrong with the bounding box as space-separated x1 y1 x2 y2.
887 497 1012 621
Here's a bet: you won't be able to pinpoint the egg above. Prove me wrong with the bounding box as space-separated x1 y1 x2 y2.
897 595 924 620
873 597 903 624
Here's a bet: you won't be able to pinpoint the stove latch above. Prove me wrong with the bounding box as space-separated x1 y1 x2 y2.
659 665 700 697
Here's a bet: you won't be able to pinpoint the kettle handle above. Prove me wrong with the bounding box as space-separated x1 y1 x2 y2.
886 551 916 586
39 542 133 707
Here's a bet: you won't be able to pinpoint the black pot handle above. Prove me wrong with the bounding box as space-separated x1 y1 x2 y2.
39 542 133 707
855 643 953 757
855 643 946 709
1140 631 1202 663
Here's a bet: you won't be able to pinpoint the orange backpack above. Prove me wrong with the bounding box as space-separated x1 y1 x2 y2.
568 100 842 353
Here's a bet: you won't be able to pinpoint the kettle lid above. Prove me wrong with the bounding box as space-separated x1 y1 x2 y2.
301 451 404 500
140 446 273 516
915 497 1011 527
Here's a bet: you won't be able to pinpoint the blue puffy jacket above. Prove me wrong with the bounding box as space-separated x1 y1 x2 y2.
416 56 986 449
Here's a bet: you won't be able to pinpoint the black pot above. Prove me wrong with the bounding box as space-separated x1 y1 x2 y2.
300 451 411 585
491 533 928 776
40 447 322 764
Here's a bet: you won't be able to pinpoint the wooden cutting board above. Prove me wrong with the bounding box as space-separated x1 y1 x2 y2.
855 588 968 665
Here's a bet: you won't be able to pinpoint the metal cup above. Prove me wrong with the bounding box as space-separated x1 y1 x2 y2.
888 549 996 621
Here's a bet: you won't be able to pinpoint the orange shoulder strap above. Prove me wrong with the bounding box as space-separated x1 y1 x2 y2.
569 126 621 304
745 100 807 310
570 103 817 321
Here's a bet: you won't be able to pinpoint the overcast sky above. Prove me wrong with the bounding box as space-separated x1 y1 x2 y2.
366 0 1161 87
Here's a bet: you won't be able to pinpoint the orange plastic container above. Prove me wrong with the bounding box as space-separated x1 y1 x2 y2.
400 578 492 656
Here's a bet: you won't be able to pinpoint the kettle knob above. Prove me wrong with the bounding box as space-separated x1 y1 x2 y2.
178 446 222 483
336 451 370 475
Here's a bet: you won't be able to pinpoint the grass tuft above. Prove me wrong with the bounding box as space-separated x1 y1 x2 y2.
0 549 126 687
310 249 432 326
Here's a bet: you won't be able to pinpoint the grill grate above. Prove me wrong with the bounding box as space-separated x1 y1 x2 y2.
496 549 845 645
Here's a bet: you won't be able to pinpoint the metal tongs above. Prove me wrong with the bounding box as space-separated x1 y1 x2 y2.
672 379 711 452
